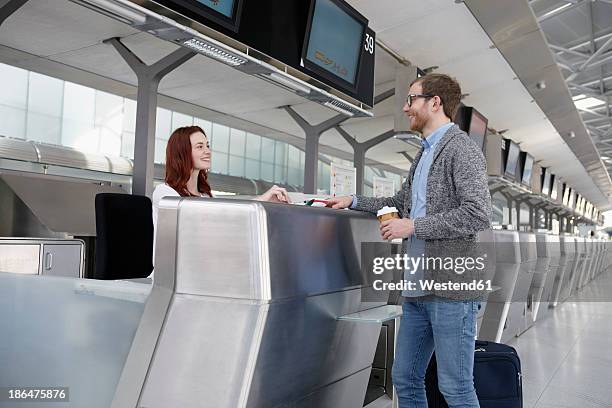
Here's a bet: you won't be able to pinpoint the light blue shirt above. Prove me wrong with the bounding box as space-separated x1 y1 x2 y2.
351 122 454 297
406 122 454 297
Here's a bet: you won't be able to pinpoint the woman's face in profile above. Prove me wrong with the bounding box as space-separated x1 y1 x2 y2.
190 131 212 171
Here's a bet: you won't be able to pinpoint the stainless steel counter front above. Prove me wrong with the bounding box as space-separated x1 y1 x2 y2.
113 198 388 408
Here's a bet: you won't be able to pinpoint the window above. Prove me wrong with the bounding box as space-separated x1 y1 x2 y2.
212 123 229 153
261 137 275 163
61 82 96 151
230 128 246 156
26 72 63 144
245 133 261 160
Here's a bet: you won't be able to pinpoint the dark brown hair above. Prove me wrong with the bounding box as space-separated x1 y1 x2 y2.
411 74 462 120
165 126 212 197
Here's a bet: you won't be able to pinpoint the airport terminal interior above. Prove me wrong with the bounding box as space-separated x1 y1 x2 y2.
1 0 612 407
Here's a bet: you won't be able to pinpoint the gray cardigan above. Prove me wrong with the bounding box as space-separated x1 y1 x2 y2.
354 124 492 299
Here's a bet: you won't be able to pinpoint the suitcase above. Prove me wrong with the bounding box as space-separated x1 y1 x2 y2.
425 340 522 408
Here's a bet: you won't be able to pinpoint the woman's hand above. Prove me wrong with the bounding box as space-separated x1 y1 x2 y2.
255 185 291 203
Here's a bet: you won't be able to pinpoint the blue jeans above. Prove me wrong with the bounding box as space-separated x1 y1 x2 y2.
392 298 480 408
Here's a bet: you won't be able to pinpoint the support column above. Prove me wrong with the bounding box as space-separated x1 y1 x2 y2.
284 107 347 194
105 38 195 197
0 0 28 26
335 126 395 195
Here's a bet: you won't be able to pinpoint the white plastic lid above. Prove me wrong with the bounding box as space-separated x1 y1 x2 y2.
377 206 398 217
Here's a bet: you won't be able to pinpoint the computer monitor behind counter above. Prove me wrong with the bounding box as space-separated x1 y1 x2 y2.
504 141 520 180
541 168 551 196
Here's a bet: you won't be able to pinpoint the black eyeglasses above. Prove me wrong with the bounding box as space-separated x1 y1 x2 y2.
406 94 443 107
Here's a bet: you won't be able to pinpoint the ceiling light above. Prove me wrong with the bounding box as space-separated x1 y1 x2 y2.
265 73 311 95
572 94 586 101
574 96 605 110
569 131 576 138
540 3 572 19
182 38 247 67
323 101 355 117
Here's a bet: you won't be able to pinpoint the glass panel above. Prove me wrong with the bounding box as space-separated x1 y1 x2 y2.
318 162 331 193
0 105 26 139
287 145 300 169
274 164 287 184
275 141 287 167
61 82 96 151
229 154 245 177
26 113 61 145
245 158 260 180
99 127 122 157
155 139 167 164
245 133 261 160
193 118 212 139
261 162 274 182
0 63 28 109
26 72 63 144
27 72 63 117
121 131 135 159
229 128 246 156
156 108 172 140
121 99 137 159
171 111 193 130
95 91 123 154
288 167 301 186
212 124 229 153
212 152 228 174
261 137 275 163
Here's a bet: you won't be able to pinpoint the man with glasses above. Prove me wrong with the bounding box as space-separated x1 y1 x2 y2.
327 74 491 407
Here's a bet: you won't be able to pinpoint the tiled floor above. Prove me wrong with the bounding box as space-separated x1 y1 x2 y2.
508 269 612 408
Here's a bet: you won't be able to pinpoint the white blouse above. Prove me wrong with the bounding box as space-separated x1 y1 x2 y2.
150 183 209 278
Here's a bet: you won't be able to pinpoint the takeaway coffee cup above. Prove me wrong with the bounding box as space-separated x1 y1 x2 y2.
377 206 399 222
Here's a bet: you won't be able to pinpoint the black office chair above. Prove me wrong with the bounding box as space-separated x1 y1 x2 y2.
94 193 153 280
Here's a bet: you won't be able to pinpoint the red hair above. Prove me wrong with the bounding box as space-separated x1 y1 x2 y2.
165 126 212 197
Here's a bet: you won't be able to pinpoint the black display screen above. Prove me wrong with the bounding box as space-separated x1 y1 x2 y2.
156 0 243 32
522 154 534 186
468 109 488 152
542 169 551 196
302 0 367 88
550 175 558 200
505 142 520 179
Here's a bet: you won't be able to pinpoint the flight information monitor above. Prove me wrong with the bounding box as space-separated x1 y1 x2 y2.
505 141 520 179
302 0 367 88
550 175 558 200
522 154 534 187
157 0 244 32
468 108 488 153
541 168 551 196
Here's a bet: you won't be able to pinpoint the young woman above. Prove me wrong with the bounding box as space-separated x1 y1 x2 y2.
150 126 290 276
152 125 290 225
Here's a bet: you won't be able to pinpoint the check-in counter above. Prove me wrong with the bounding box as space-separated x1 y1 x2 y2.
521 232 553 332
0 199 398 408
0 272 150 408
551 235 576 306
533 233 560 322
475 229 497 336
113 198 393 408
505 231 537 339
578 238 594 290
478 230 521 343
564 237 585 300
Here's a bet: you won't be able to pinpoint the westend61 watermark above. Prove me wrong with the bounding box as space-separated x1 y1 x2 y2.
370 253 492 293
360 241 493 302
